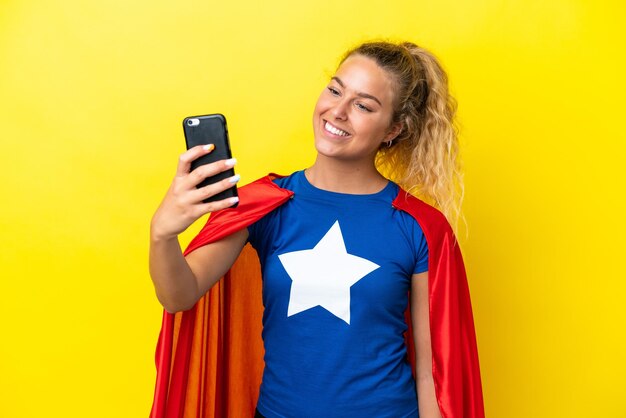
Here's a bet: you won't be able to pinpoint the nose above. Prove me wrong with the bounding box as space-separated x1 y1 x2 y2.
330 97 349 120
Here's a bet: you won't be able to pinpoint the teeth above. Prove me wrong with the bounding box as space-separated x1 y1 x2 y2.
325 121 349 137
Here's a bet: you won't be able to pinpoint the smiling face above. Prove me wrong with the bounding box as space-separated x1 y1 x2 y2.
312 54 401 164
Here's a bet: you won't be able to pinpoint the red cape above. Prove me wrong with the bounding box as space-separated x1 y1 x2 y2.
150 174 485 418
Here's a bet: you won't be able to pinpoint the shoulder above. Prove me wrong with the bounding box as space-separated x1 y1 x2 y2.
392 189 453 238
265 170 302 191
238 172 296 197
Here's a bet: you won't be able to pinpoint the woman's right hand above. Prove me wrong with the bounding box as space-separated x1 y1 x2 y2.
150 144 240 241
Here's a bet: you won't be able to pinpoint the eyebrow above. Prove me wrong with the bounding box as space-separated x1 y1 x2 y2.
331 76 383 107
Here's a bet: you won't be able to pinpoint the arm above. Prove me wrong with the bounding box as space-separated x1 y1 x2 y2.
149 228 248 313
149 145 244 313
411 271 443 418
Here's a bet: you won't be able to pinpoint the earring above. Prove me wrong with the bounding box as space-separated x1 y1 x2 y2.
386 140 393 148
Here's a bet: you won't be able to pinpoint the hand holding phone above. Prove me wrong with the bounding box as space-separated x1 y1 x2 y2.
183 114 238 206
150 114 240 242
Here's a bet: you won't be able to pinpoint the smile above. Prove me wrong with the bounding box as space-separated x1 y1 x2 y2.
324 121 351 137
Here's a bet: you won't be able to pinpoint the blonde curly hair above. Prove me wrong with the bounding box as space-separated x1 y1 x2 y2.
341 41 464 232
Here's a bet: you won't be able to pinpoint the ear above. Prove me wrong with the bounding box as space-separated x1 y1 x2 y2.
383 122 403 143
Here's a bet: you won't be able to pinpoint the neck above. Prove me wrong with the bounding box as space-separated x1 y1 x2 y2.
305 154 388 194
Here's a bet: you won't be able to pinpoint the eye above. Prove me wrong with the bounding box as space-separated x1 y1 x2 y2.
355 102 372 112
327 86 340 96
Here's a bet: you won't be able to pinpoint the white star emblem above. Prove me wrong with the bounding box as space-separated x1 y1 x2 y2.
278 221 380 324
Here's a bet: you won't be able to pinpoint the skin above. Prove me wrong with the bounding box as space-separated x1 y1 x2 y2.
149 54 442 418
307 54 401 193
412 272 442 418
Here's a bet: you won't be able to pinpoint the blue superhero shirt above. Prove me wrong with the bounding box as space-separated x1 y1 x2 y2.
247 170 429 418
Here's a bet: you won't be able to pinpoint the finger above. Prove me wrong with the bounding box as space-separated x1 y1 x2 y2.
186 157 237 188
194 196 240 217
175 144 215 177
188 173 241 204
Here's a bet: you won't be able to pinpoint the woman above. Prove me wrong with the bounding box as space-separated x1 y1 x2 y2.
149 41 484 418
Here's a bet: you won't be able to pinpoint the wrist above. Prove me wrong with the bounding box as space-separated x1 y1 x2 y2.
150 223 179 243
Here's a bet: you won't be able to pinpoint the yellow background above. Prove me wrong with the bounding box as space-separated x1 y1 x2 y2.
1 0 624 417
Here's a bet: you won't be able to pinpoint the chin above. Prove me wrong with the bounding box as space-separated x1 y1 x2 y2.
313 137 340 158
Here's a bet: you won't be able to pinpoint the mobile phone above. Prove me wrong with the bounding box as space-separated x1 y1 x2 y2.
182 113 238 206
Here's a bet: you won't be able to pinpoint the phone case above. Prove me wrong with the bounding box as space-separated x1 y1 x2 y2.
182 114 238 205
